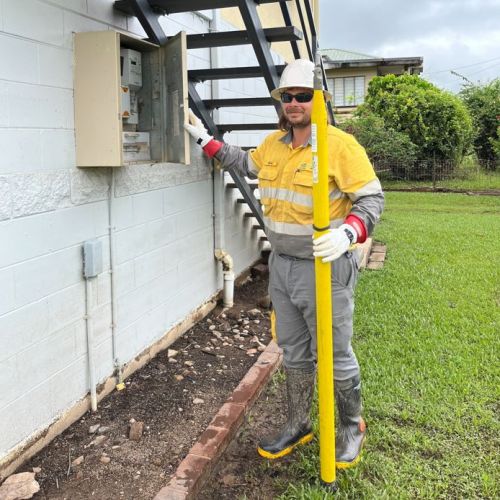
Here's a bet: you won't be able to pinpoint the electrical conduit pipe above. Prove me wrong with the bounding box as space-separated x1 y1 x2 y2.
84 277 98 412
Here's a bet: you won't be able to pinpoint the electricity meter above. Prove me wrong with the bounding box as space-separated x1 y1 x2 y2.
120 48 142 90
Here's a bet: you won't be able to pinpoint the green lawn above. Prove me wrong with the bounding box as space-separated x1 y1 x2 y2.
279 192 500 499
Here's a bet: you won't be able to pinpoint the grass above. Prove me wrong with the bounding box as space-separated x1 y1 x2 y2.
277 192 500 499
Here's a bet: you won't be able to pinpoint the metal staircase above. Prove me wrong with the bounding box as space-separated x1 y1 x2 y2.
114 0 333 236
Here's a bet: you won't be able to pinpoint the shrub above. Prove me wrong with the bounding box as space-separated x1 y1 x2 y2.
460 79 500 169
359 75 473 176
339 112 418 178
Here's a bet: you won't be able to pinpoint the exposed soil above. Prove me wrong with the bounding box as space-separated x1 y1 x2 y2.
20 267 272 500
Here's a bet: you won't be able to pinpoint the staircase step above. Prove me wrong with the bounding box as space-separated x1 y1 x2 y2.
187 26 302 49
227 182 258 190
189 65 285 82
114 0 284 16
203 97 273 109
218 123 277 132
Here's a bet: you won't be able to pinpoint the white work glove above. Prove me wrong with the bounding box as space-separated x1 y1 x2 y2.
184 109 213 147
312 224 357 263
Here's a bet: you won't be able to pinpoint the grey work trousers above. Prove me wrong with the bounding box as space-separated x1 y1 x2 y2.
269 250 360 381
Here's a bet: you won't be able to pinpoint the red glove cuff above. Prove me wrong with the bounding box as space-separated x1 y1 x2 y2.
202 139 223 158
344 214 367 243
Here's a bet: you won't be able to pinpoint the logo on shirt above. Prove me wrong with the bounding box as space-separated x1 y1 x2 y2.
297 162 312 172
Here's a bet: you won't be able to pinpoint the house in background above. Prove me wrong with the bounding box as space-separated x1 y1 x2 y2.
320 48 423 118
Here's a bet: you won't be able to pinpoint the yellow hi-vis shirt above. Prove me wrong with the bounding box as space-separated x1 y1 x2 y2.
248 125 382 259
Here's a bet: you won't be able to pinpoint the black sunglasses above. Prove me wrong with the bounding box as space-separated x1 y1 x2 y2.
280 92 314 103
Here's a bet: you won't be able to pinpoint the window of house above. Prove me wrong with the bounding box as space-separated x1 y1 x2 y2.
328 76 365 106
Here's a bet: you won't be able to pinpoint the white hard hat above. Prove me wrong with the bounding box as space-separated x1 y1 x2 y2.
270 58 332 101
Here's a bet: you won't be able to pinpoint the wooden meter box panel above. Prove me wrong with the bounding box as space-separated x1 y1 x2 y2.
74 31 189 167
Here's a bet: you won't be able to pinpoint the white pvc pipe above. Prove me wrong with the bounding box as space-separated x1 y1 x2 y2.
214 249 234 308
222 271 235 308
85 278 98 412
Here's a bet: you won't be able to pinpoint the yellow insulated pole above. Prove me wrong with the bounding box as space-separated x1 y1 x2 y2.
311 53 337 492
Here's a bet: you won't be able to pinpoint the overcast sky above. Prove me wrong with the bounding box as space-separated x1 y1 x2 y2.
319 0 500 93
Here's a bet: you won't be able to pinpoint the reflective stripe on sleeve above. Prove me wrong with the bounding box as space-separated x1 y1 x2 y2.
347 178 383 202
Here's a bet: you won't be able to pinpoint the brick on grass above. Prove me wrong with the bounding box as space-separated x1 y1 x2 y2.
369 252 386 263
367 261 384 270
371 243 387 253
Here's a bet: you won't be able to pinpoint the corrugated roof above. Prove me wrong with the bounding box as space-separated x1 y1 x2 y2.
319 48 378 62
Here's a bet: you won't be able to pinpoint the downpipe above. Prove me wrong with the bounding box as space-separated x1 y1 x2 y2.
214 249 234 308
108 169 124 389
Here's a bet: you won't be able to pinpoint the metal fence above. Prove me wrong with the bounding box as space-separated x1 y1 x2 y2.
375 159 500 193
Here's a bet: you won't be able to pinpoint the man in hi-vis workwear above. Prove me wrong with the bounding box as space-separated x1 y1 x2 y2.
185 59 384 469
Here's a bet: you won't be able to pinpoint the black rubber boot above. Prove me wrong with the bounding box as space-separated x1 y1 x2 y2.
257 367 315 459
335 375 366 469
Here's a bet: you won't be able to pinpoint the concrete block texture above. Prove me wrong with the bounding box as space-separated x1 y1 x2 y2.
0 355 89 456
45 0 88 15
0 202 107 268
8 83 73 129
42 130 77 171
62 10 108 48
38 44 73 88
114 162 211 198
0 299 50 362
70 169 110 205
0 267 15 316
3 0 64 46
11 171 72 218
13 246 83 308
0 129 42 174
0 177 11 220
0 33 38 84
0 83 7 127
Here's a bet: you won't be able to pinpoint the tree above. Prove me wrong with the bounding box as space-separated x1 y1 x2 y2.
460 79 500 169
339 112 418 179
359 75 473 168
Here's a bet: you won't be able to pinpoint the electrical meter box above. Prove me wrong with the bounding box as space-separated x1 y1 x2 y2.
120 48 142 89
74 30 189 167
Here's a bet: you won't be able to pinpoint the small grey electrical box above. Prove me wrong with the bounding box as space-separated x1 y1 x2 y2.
83 239 103 278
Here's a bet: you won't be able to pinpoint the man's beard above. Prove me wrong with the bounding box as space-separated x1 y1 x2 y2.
285 109 311 129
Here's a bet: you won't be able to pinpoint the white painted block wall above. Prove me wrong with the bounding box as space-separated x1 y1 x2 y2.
0 0 279 463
